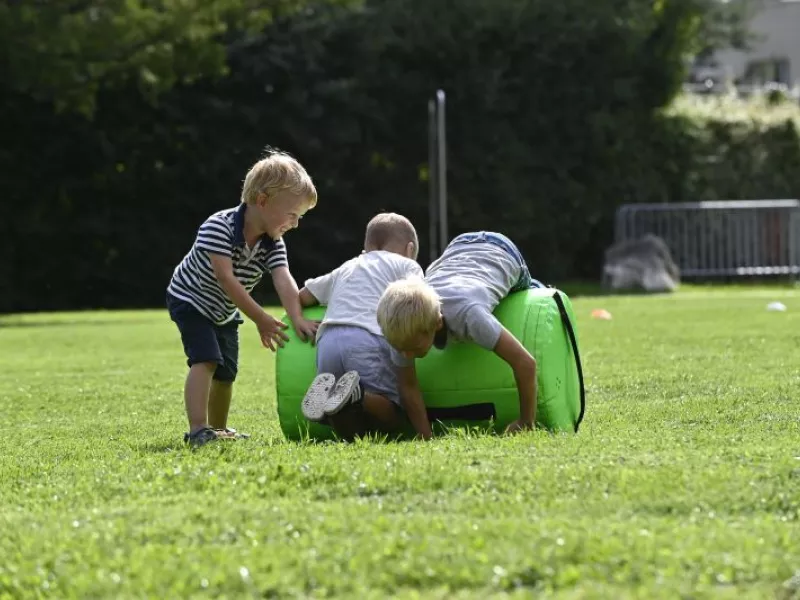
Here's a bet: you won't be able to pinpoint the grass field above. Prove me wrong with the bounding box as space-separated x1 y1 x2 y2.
1 286 799 599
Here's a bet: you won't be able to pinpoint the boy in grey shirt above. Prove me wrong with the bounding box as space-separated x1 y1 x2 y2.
376 231 543 439
298 213 423 440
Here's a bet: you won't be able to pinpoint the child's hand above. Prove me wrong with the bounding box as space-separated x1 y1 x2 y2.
257 314 290 351
292 317 320 345
504 419 534 435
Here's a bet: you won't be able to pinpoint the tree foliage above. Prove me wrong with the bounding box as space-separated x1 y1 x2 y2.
694 0 758 57
2 0 795 314
0 0 351 113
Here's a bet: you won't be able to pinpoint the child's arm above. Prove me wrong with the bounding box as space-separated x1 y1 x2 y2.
492 328 537 433
398 364 433 440
209 254 289 351
299 287 319 307
271 266 319 343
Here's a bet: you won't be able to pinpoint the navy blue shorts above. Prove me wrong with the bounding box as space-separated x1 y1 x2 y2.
166 293 239 382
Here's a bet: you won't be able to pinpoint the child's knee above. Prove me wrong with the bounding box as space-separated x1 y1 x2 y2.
212 365 237 383
190 361 217 374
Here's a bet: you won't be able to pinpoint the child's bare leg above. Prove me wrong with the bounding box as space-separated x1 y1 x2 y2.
328 406 368 441
208 380 233 430
328 392 403 440
362 393 404 431
185 362 215 432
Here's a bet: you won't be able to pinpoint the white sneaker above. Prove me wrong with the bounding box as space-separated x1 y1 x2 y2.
301 373 336 422
323 371 363 417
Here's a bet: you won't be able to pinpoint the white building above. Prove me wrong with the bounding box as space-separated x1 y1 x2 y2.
713 0 800 88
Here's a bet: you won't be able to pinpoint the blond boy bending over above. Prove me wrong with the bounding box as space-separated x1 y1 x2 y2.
377 231 545 439
298 213 423 440
167 150 319 448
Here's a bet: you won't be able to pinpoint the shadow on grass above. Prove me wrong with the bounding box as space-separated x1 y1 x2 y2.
0 318 160 329
137 441 184 454
554 278 799 299
137 439 260 454
549 280 666 298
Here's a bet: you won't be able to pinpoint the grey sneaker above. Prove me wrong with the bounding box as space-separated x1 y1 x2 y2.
323 371 364 417
184 426 219 449
302 373 336 422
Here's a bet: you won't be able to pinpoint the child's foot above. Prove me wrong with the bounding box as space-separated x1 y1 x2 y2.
184 426 219 448
323 370 364 417
302 373 336 422
214 427 250 440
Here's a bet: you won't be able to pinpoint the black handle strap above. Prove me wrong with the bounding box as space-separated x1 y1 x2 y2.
426 403 497 422
551 290 586 432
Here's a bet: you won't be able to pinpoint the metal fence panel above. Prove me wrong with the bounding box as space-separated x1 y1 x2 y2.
614 200 800 277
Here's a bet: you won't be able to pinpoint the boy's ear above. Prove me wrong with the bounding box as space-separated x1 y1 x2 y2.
405 241 416 259
256 192 268 207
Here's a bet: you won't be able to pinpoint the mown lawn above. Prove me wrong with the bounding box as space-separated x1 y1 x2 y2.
1 287 799 599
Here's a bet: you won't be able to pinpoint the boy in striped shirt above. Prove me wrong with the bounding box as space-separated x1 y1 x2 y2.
167 151 319 448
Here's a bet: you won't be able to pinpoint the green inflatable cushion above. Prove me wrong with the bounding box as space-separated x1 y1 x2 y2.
275 287 585 440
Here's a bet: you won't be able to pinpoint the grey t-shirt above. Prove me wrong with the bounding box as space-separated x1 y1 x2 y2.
390 241 521 367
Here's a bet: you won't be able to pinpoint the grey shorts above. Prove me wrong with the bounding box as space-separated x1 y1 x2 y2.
316 325 401 407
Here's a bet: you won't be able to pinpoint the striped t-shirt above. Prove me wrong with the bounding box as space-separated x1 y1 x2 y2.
167 203 288 324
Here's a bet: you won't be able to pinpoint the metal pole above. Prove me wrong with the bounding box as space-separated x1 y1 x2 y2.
428 99 438 264
436 90 448 255
791 208 799 281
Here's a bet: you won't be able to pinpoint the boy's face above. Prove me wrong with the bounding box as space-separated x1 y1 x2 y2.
257 191 312 239
397 332 435 359
395 317 442 359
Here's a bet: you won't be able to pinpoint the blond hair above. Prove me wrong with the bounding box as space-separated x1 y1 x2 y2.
377 277 441 348
364 213 419 259
241 150 317 207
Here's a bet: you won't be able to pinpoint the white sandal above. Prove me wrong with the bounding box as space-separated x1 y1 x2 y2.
323 371 363 417
301 373 336 422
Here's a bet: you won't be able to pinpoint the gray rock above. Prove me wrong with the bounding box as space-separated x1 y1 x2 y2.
602 234 680 293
